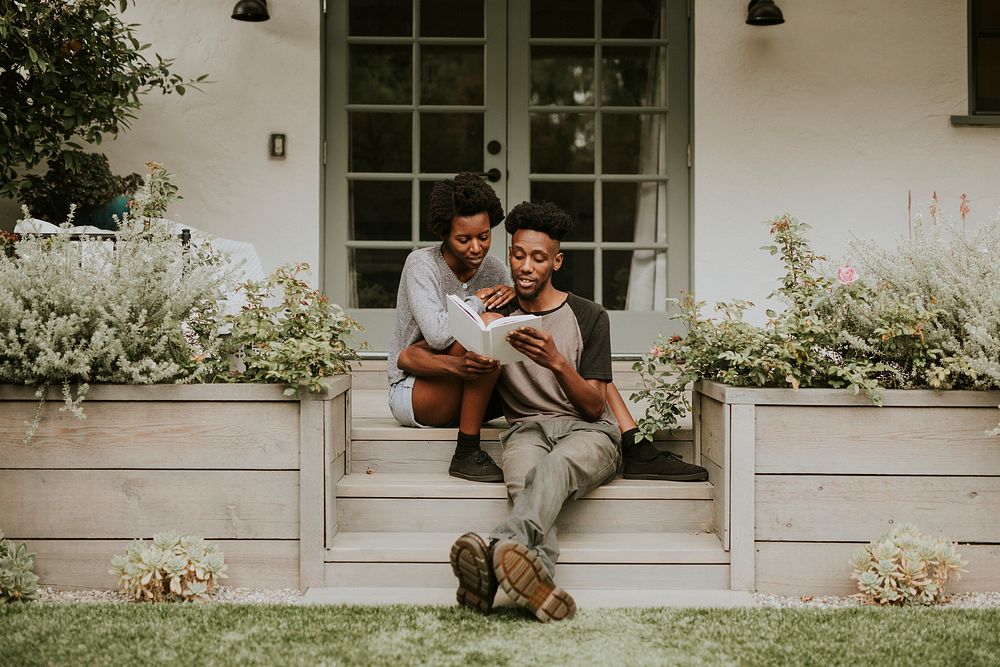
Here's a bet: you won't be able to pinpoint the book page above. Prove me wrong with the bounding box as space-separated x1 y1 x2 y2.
447 294 486 356
484 315 548 365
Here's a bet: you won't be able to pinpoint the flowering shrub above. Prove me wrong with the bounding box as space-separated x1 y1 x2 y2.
632 209 1000 439
850 524 965 606
202 263 365 395
0 208 234 442
110 530 227 602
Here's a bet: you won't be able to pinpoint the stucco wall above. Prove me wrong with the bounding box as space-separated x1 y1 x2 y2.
1 0 322 278
693 0 1000 317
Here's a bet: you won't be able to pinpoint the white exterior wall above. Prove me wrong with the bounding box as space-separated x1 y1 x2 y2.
4 1 998 313
1 0 323 278
693 0 1000 317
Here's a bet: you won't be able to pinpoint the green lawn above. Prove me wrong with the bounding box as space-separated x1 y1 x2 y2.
2 604 998 666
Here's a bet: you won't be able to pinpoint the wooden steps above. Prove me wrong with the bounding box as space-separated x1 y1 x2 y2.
322 363 731 600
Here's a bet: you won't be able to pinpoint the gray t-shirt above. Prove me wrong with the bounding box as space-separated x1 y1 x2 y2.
387 245 510 386
499 293 617 425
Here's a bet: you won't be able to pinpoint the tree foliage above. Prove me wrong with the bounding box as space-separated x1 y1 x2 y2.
0 0 205 198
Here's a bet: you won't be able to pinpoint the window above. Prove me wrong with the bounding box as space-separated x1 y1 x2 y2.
970 0 1000 114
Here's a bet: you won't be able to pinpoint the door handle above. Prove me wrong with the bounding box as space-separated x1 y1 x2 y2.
479 168 502 183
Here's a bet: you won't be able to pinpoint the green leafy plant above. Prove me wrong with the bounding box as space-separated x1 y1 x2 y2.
109 530 227 602
128 161 181 220
208 263 365 395
0 0 207 198
0 529 40 603
18 150 141 223
850 524 966 606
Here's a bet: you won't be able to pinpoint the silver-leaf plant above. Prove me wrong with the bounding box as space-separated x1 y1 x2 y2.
850 523 966 606
109 530 228 602
0 529 40 603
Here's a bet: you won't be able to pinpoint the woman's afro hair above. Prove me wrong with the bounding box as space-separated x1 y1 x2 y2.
503 201 574 241
426 173 505 238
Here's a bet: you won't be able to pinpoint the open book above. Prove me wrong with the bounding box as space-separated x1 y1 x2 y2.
447 294 541 364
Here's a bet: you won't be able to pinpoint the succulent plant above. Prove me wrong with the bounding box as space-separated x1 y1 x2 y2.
0 530 40 604
110 530 227 602
850 524 966 606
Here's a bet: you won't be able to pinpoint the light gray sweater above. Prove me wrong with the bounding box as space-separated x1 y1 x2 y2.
387 245 511 386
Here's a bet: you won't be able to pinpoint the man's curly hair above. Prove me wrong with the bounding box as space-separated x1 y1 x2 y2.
503 201 574 241
426 173 505 238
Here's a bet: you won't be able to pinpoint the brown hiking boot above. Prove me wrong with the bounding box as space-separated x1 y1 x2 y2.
492 540 575 622
449 532 497 613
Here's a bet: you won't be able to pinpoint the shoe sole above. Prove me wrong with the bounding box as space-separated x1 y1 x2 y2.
448 470 505 483
492 541 575 623
449 533 494 614
622 472 709 481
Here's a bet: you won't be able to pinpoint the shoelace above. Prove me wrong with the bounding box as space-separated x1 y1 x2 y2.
474 449 495 467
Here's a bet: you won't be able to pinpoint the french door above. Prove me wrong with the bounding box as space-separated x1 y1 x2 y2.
324 0 689 352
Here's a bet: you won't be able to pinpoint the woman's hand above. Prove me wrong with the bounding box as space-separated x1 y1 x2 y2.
476 284 515 310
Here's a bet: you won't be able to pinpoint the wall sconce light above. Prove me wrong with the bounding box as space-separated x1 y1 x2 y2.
232 0 269 22
746 0 784 26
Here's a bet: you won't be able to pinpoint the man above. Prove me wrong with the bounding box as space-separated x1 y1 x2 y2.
448 201 622 622
388 173 514 482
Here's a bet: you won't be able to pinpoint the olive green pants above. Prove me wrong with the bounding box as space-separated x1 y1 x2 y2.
489 419 621 577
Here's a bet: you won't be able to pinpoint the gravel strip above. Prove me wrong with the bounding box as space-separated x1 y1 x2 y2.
35 586 303 605
753 591 1000 609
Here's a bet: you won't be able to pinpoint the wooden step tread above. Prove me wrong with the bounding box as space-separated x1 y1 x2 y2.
327 531 728 564
352 416 693 442
304 587 755 608
336 472 713 500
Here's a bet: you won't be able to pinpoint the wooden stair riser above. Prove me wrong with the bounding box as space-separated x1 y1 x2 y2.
324 562 731 590
350 439 695 475
338 497 714 533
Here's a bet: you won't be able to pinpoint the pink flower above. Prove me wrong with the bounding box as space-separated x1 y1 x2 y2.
836 266 859 285
650 345 664 358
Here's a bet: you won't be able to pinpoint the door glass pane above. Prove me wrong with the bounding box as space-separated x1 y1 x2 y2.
349 45 412 104
976 37 1000 110
531 0 594 38
530 113 595 173
603 181 662 243
419 179 444 241
552 249 594 300
349 112 412 172
421 0 483 36
602 47 666 107
349 0 412 36
420 113 484 173
602 0 663 39
530 181 594 242
602 113 665 174
350 181 411 241
604 249 666 311
351 248 411 308
531 46 595 106
421 46 484 105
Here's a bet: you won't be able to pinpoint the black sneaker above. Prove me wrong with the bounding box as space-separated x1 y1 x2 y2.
450 532 497 614
623 449 709 481
492 540 575 623
449 448 504 483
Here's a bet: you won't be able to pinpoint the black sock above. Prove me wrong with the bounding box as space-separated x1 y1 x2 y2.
455 431 481 455
621 428 659 461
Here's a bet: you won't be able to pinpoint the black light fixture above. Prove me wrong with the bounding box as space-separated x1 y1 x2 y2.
232 0 269 22
746 0 784 26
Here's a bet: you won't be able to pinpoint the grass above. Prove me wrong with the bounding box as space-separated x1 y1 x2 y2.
2 604 998 666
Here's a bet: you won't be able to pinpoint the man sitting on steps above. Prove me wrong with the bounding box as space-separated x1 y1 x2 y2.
448 201 706 622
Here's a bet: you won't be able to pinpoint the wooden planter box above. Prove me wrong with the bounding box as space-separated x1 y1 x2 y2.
694 380 1000 595
0 377 350 591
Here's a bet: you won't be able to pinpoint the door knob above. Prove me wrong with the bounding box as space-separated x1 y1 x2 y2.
479 168 502 183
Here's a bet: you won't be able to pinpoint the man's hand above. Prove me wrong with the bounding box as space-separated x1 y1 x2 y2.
475 284 516 310
506 326 564 372
452 351 499 381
